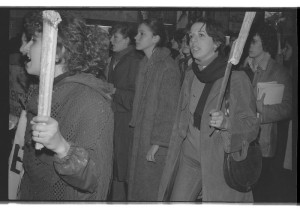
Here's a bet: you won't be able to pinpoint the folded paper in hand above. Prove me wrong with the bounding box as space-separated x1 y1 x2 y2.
257 81 284 105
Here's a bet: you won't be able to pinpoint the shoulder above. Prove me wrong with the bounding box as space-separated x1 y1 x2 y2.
231 70 250 82
269 59 289 77
127 49 143 61
229 70 253 94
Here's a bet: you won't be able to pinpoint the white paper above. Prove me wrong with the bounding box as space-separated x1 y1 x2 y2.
257 82 284 105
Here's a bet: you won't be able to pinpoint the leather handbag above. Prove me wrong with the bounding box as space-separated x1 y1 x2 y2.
222 72 262 193
223 140 262 192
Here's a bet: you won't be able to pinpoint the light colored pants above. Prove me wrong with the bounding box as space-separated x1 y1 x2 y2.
170 138 202 201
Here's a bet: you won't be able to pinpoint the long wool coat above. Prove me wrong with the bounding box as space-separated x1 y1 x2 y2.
108 47 143 182
158 66 260 202
128 47 181 201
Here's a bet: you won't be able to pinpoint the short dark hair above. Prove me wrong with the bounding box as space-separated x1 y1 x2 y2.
191 18 226 55
251 23 277 58
140 18 167 47
110 23 137 45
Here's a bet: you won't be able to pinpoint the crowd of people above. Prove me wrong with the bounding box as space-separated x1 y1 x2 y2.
8 10 295 202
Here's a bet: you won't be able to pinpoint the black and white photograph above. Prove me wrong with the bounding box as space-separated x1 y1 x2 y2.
1 1 298 208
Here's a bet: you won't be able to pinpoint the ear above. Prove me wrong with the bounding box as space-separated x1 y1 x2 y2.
214 41 221 52
55 46 66 64
124 37 130 46
152 35 160 45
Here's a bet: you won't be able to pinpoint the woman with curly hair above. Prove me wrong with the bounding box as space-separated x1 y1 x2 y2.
18 10 114 200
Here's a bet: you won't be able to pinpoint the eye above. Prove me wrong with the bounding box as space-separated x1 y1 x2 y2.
198 32 205 37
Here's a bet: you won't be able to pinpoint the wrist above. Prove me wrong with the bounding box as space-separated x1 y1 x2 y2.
55 137 70 159
221 116 230 130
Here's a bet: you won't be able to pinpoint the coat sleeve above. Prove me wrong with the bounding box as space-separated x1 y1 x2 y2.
112 57 140 111
53 96 113 195
260 68 292 123
150 63 181 148
220 72 260 153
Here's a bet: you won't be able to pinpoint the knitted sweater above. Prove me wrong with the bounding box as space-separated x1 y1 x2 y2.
19 72 114 201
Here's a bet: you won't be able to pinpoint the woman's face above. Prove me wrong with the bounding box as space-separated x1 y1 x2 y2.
110 31 129 52
135 23 157 52
282 42 292 61
181 35 190 55
189 22 218 62
248 34 265 59
23 32 42 76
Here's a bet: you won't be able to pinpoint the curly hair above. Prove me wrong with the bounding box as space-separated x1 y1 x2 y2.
251 23 278 58
140 18 167 48
23 10 109 78
191 18 226 56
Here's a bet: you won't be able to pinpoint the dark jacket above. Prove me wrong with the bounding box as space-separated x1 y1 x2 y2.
128 47 181 201
109 46 143 113
20 73 114 200
108 47 142 181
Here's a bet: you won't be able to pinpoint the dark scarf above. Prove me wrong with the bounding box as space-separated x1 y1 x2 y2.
192 55 228 129
108 45 134 83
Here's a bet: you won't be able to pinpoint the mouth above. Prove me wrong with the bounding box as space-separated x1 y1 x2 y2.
23 55 31 68
191 46 200 52
24 55 31 63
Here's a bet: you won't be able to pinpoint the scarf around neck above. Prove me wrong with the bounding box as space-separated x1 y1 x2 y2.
192 55 228 129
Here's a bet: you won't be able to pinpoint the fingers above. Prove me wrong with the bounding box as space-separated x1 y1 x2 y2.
146 152 156 163
32 116 50 123
209 110 224 128
260 93 266 102
31 130 47 143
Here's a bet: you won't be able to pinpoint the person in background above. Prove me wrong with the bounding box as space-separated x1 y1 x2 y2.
107 23 143 201
18 10 114 200
242 23 292 203
128 18 181 201
176 31 192 85
281 35 295 76
158 18 259 202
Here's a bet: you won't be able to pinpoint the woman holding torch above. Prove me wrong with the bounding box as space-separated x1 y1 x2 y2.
18 10 114 200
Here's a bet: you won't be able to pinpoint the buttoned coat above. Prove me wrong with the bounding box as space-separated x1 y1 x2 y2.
158 66 260 202
128 47 181 201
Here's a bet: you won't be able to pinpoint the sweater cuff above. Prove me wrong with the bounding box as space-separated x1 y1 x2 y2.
54 143 89 175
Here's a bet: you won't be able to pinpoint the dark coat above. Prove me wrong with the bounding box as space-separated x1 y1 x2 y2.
108 47 143 181
158 66 260 202
128 47 181 201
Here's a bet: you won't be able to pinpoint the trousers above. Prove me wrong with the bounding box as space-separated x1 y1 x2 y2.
170 137 202 201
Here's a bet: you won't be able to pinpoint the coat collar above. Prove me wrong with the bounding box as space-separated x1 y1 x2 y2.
143 47 171 65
